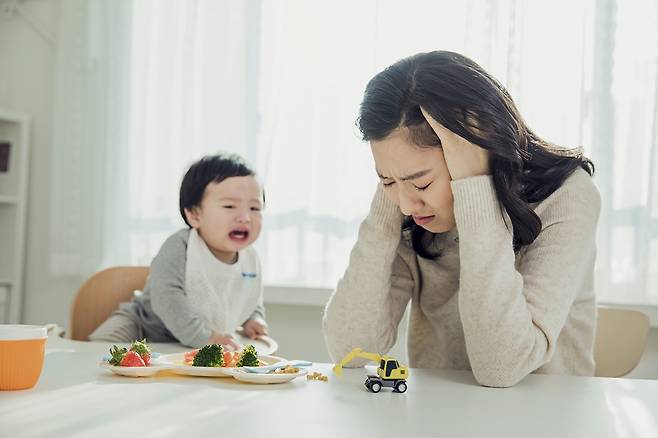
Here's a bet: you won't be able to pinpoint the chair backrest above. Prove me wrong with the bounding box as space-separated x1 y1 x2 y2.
68 266 149 341
594 307 650 377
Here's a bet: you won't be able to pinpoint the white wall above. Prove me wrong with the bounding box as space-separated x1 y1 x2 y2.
0 0 85 328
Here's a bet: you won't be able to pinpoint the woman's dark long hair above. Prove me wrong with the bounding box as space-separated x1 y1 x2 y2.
358 51 594 257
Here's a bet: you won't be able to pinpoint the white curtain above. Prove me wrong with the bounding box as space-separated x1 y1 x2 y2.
593 0 658 304
50 0 658 305
111 0 255 268
50 0 133 275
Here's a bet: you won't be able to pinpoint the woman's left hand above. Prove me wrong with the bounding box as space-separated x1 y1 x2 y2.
420 107 490 180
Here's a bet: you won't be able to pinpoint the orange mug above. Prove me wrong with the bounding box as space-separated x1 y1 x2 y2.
0 325 48 390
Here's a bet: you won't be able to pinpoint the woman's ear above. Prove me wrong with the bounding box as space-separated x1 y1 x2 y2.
184 207 201 228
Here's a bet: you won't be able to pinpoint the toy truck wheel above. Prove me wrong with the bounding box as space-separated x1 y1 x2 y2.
395 381 407 393
370 381 382 393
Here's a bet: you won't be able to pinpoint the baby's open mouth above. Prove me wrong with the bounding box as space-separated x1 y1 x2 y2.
229 230 250 241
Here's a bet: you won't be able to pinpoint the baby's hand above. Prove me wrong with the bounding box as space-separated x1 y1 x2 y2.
242 319 268 340
207 331 241 351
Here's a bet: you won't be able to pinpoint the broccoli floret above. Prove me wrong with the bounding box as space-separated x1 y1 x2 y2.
192 344 224 367
236 345 259 367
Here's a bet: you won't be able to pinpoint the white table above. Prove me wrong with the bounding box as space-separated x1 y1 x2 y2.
1 335 657 438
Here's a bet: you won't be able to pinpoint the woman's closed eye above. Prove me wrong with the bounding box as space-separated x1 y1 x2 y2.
413 181 432 191
222 205 236 209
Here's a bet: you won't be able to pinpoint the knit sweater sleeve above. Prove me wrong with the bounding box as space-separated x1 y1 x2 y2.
323 185 414 366
452 171 600 387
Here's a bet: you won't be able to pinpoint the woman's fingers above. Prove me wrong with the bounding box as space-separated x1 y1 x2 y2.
420 106 449 138
419 105 490 180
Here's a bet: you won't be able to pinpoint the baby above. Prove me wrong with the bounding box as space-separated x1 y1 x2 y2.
90 153 268 348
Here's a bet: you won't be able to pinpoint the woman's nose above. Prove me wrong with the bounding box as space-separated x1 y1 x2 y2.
397 189 422 216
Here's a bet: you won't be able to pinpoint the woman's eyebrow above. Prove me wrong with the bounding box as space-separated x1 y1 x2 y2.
377 168 432 181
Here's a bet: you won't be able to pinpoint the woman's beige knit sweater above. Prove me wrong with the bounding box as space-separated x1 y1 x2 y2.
323 169 600 387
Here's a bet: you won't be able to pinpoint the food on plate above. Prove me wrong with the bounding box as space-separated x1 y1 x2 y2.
184 349 199 364
184 344 265 367
129 339 152 365
192 344 225 367
109 346 145 367
235 345 259 367
306 371 328 382
107 339 152 367
223 350 241 367
273 366 299 374
108 345 128 366
119 351 146 367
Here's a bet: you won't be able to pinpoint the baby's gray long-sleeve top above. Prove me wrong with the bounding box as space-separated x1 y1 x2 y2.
125 229 266 347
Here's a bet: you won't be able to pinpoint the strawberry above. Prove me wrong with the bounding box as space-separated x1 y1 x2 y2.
129 339 151 365
120 350 146 367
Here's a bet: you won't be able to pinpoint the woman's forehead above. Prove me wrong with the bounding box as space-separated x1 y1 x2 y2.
371 131 443 177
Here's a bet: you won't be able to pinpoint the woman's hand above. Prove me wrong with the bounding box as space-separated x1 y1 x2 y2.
420 107 490 180
242 318 268 340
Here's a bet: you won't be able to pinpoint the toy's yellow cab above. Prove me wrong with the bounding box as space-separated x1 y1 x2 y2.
333 348 408 393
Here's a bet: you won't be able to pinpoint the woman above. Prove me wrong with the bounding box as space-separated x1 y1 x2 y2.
323 51 600 388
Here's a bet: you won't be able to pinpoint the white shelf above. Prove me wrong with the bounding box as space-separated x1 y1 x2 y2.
0 107 29 323
0 108 28 124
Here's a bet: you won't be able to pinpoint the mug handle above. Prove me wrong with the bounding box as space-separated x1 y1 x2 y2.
44 323 62 336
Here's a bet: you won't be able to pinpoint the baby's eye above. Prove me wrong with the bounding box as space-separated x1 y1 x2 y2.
250 207 262 212
382 180 395 187
413 182 432 192
222 205 236 209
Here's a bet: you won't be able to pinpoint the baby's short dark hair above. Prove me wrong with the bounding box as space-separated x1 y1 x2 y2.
179 153 258 227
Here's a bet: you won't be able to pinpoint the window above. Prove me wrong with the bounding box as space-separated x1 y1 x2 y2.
50 0 658 306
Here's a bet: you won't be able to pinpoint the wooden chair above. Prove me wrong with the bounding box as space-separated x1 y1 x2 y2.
68 266 149 341
594 307 650 377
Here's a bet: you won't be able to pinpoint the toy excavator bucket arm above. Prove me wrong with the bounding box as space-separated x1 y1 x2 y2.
332 348 383 377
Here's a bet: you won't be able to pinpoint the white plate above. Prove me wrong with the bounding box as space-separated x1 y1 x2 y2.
99 361 172 377
228 367 309 384
155 353 284 377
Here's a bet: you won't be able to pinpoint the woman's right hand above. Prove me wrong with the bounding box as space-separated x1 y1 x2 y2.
206 331 241 351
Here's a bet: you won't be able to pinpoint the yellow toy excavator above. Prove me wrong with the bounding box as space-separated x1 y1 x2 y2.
332 348 408 393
